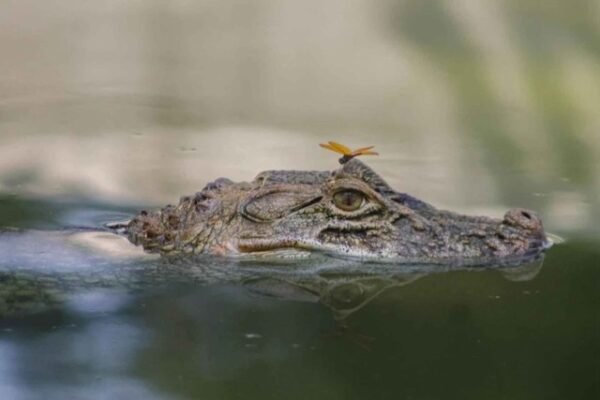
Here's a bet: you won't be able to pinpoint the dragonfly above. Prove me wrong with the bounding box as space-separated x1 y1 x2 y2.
319 141 379 164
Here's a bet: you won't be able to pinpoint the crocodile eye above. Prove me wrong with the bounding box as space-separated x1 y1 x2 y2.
333 190 365 212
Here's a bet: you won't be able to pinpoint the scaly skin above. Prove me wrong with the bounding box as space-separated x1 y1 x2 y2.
126 159 550 265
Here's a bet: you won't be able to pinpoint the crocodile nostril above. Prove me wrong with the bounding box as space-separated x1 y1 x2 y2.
503 208 544 233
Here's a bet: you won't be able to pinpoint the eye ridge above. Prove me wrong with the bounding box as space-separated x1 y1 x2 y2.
332 189 366 212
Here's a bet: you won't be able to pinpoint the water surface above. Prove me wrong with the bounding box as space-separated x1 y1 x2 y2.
0 168 598 400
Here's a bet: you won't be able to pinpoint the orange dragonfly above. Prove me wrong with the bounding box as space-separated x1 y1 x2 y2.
319 141 378 164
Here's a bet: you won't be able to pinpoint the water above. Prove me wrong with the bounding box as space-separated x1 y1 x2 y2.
1 1 599 399
1 158 598 400
0 190 597 400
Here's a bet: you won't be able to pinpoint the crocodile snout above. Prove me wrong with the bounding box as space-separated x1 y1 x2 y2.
503 208 543 233
500 208 552 256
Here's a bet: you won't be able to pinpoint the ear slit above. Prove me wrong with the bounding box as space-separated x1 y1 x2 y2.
241 189 322 222
290 196 323 212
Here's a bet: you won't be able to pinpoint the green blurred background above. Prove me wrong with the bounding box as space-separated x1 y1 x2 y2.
1 0 599 239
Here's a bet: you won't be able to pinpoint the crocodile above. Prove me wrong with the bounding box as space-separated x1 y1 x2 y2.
125 157 551 265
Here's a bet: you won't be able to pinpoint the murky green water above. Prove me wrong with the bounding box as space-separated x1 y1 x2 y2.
1 165 598 400
0 195 598 400
1 1 599 399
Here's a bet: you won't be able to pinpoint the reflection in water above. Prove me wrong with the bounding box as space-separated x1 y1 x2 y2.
240 260 544 320
0 223 598 400
5 222 548 398
0 249 544 399
0 227 544 320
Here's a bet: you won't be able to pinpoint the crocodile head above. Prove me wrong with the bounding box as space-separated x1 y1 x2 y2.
126 159 551 265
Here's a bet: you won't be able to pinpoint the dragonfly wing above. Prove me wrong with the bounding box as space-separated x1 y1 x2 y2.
358 150 378 156
350 146 375 156
326 141 352 155
319 143 346 155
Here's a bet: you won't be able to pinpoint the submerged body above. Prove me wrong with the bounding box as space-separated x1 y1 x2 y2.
126 159 550 265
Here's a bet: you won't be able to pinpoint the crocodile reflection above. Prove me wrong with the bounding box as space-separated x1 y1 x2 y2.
236 259 544 319
0 236 544 319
